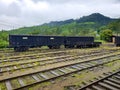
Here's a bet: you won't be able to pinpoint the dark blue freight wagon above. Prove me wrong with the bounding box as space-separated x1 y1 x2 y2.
9 35 65 51
65 36 94 48
114 36 120 46
9 35 101 51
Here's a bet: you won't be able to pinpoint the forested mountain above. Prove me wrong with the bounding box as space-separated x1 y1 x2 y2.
43 19 75 26
76 13 115 25
0 13 120 47
43 13 115 26
9 13 116 35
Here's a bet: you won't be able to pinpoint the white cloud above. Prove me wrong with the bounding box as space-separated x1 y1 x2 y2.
0 0 120 30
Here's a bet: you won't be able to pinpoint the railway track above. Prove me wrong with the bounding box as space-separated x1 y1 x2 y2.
0 49 68 59
0 52 120 90
0 47 119 63
0 47 91 56
0 48 90 61
79 70 120 90
0 50 117 75
0 47 120 59
0 48 67 57
0 50 103 67
0 50 67 62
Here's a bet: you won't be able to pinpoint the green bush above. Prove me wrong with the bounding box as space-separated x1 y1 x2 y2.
0 40 9 48
100 29 113 42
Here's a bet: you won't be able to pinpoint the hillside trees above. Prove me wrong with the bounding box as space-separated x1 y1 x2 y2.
0 13 118 48
108 19 120 35
100 29 113 42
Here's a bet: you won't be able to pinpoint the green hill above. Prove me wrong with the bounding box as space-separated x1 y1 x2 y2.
0 13 119 47
8 13 116 36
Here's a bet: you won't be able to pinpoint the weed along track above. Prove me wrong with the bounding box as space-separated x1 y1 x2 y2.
0 51 120 90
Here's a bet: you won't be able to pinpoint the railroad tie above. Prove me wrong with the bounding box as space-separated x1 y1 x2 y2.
58 69 67 73
86 63 95 66
33 63 37 66
50 71 60 76
78 64 87 68
39 73 49 79
68 87 76 90
98 82 119 90
7 67 11 71
27 64 33 67
65 67 75 71
18 78 25 86
91 85 102 90
4 60 7 62
117 73 120 76
85 88 93 90
85 63 93 67
13 66 17 69
95 60 102 64
5 80 12 90
71 65 81 70
32 75 40 82
0 68 2 73
21 65 25 68
103 80 120 88
114 75 120 79
107 78 120 84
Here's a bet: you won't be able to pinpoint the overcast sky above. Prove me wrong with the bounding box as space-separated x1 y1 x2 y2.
0 0 120 30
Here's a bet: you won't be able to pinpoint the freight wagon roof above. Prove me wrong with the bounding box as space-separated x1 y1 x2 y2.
65 36 93 38
9 34 94 38
9 34 64 37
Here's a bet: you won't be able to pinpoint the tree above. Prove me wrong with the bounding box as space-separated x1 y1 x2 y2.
108 19 120 35
100 29 113 42
29 30 40 35
0 31 9 48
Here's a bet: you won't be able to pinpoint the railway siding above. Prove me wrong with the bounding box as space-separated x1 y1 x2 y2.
0 51 120 80
0 51 115 75
0 48 120 90
0 53 120 90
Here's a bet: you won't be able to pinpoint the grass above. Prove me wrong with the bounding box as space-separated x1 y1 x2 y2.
11 79 20 89
94 40 107 44
37 74 45 81
22 76 36 85
69 70 96 87
66 67 76 72
55 70 64 75
0 82 6 90
28 80 51 90
33 62 39 66
44 72 55 78
105 60 120 71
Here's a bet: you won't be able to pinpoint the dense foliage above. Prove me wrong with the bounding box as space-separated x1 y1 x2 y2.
100 29 113 42
107 19 120 35
0 31 9 48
